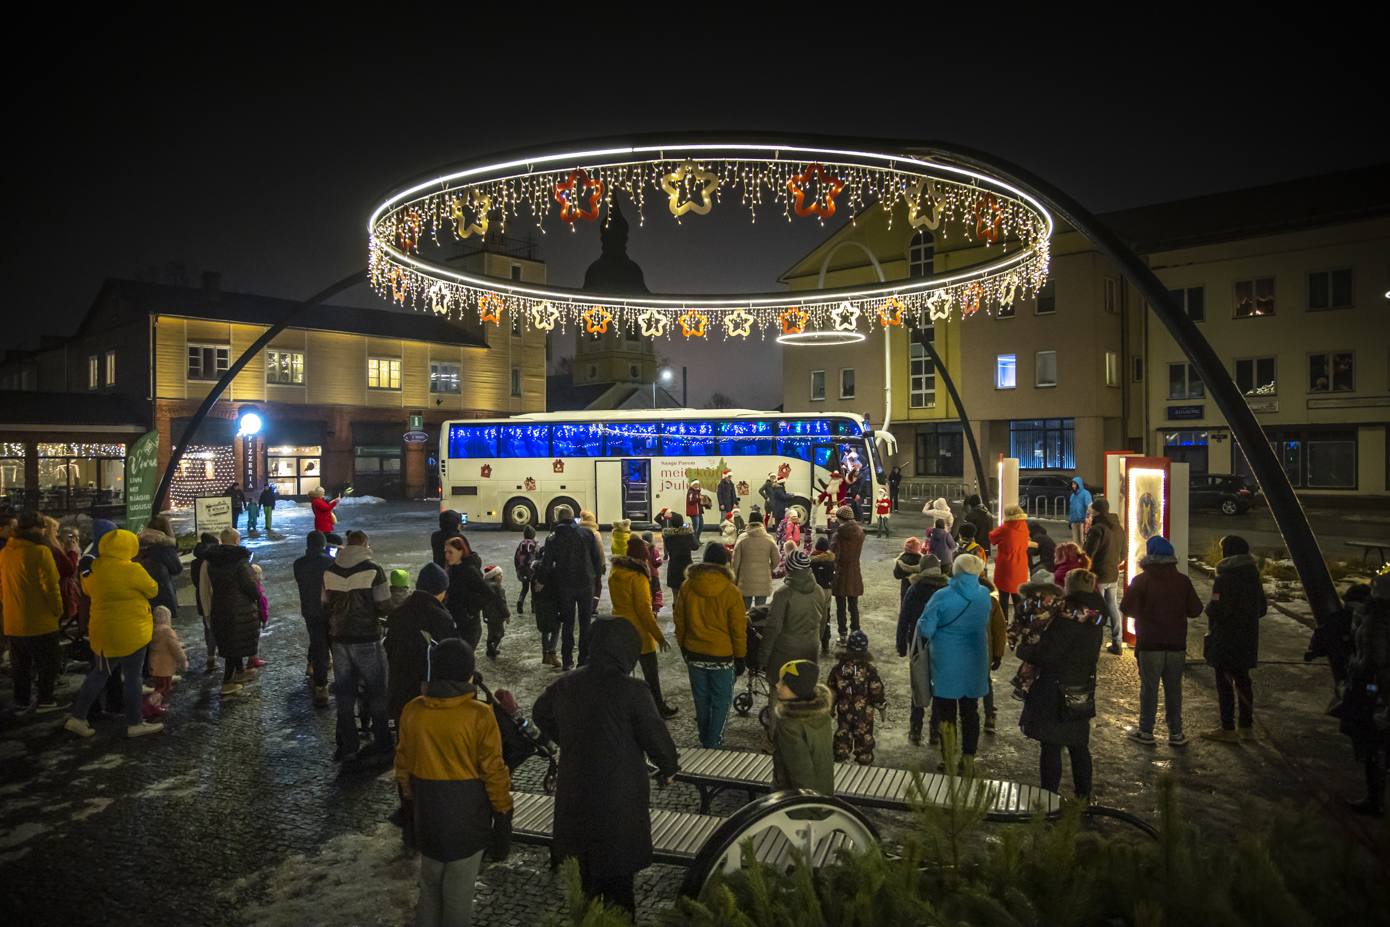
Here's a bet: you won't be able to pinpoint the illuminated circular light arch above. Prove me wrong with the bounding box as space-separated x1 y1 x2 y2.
368 137 1053 337
775 330 867 346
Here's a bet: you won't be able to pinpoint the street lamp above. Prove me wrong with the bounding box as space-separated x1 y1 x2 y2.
654 368 673 408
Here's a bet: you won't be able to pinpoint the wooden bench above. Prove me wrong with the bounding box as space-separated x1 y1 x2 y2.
673 747 1062 821
1345 540 1390 568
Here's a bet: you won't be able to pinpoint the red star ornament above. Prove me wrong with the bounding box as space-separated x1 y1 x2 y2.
678 311 707 338
555 168 605 223
788 163 845 218
963 282 984 317
877 298 904 327
478 293 504 324
584 306 613 334
779 307 808 335
975 193 1002 243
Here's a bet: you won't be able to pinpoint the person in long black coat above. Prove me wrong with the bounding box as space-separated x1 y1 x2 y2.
1016 569 1105 799
532 617 680 917
1200 535 1268 742
431 510 464 568
200 536 261 692
661 514 699 597
443 536 491 650
384 563 458 725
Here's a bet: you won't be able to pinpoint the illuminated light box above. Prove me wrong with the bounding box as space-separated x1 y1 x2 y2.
1117 456 1189 646
997 456 1019 524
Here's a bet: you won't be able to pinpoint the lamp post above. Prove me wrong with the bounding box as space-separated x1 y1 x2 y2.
236 407 263 491
654 368 673 408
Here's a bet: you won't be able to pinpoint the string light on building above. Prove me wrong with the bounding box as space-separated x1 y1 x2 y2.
168 445 236 509
366 141 1054 339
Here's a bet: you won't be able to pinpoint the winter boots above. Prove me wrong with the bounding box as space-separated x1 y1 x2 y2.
909 720 922 745
542 650 561 668
313 685 331 708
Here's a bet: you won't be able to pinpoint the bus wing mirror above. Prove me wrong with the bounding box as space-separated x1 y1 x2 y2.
872 430 897 455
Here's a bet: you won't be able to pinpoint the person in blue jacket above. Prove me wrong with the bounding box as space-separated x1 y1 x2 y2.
918 554 992 770
1068 478 1093 544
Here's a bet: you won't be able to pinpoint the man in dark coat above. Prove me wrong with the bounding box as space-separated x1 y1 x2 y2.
1017 568 1106 798
1083 496 1126 653
1119 535 1203 746
537 505 603 670
199 528 261 696
384 563 458 725
661 514 699 599
897 567 948 744
323 529 394 760
717 470 737 520
1200 535 1267 743
888 466 903 512
258 483 278 532
532 617 680 917
431 510 464 568
769 478 794 523
293 531 336 707
960 494 994 556
224 483 246 529
829 506 865 644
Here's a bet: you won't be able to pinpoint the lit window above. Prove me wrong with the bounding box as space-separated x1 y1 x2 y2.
1010 418 1075 469
1308 352 1353 392
1105 352 1119 387
1234 277 1275 317
1308 269 1353 310
1235 357 1276 396
368 357 401 390
430 362 460 394
996 354 1017 389
810 370 825 401
840 368 855 399
909 230 934 277
1035 351 1057 388
266 350 304 385
88 355 98 390
187 344 229 381
105 351 115 387
510 367 522 397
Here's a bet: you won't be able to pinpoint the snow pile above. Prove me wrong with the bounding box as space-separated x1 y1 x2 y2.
335 495 386 505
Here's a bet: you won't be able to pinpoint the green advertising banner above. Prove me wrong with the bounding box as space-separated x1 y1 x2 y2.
124 430 160 530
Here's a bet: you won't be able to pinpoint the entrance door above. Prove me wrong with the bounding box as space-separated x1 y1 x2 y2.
594 459 623 526
622 459 651 523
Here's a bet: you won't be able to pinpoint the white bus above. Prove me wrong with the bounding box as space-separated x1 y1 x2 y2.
438 409 896 530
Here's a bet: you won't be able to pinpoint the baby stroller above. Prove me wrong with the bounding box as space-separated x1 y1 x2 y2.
477 678 560 793
732 604 771 728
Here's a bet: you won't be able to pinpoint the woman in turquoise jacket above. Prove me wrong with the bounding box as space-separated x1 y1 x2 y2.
918 554 992 763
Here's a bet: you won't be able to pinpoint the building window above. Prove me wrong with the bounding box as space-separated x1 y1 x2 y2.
915 423 963 477
996 354 1017 389
430 362 460 394
1164 430 1209 474
510 265 522 281
104 351 115 387
510 367 522 397
1010 418 1075 469
1236 429 1357 490
1105 352 1119 387
1168 286 1204 322
1133 357 1144 382
1234 357 1276 396
1308 268 1353 310
1036 280 1055 315
587 364 598 379
368 357 401 390
623 324 640 345
511 314 521 337
1035 350 1057 388
909 230 934 277
1308 351 1353 392
1168 363 1204 400
1104 277 1117 314
265 350 305 385
909 327 936 408
840 368 855 400
810 370 825 401
87 355 98 390
187 344 229 381
1234 277 1275 317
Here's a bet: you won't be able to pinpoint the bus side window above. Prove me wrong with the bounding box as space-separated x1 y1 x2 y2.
606 422 659 457
499 425 549 457
449 425 497 458
719 420 775 456
662 421 718 456
553 423 602 457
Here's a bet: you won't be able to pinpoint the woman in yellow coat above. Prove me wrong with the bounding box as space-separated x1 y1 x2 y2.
65 529 164 739
609 537 677 718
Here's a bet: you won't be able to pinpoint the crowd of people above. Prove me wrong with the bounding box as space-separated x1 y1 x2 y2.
3 478 1388 924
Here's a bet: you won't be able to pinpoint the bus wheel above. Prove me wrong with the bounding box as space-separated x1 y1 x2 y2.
502 498 538 531
789 496 813 525
545 497 581 528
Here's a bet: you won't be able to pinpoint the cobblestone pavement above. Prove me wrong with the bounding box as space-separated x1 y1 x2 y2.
0 500 1374 926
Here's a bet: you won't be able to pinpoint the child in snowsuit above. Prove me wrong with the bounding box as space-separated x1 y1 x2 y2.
875 488 892 538
513 525 538 614
720 511 738 551
928 519 957 568
642 531 664 611
772 659 836 796
146 605 188 717
957 523 987 564
389 569 410 610
482 565 511 659
1009 577 1064 699
826 629 888 765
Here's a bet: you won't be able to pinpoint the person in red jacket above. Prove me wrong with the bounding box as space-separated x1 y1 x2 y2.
686 480 708 538
309 486 339 534
1119 535 1204 746
988 504 1036 623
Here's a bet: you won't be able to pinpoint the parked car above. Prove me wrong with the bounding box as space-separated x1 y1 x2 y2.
1017 475 1093 516
1189 473 1259 515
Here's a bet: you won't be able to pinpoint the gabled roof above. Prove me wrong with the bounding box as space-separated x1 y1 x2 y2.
1099 162 1390 253
0 390 147 427
79 279 488 347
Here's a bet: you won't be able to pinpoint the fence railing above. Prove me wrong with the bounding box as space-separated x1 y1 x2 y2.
900 480 973 506
1019 494 1068 519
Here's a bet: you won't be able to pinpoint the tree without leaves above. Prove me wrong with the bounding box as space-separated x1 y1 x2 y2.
705 391 738 409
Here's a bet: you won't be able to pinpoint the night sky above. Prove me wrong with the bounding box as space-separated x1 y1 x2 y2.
4 16 1380 411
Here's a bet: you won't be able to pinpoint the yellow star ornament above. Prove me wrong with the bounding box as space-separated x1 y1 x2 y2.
661 160 719 217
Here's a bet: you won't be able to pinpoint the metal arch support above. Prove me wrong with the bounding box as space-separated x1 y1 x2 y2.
919 338 991 512
915 142 1338 624
151 270 367 514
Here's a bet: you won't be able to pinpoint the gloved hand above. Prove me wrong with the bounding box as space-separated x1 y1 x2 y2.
991 657 1002 671
490 809 513 862
734 657 746 677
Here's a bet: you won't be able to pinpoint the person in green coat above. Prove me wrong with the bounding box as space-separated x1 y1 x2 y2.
771 659 835 796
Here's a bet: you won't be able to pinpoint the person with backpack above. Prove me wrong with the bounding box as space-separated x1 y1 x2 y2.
513 525 538 614
323 529 393 761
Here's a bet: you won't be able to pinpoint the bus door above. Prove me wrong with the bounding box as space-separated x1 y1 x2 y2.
594 459 623 526
621 459 651 524
811 443 839 514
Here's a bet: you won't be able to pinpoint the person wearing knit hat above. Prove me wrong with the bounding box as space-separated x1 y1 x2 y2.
481 565 511 660
828 502 865 648
1119 535 1204 746
395 634 513 926
953 553 985 576
786 549 811 572
893 537 926 603
772 659 834 795
731 508 780 609
1200 534 1267 745
385 562 459 725
389 568 411 609
759 545 827 750
826 628 886 764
